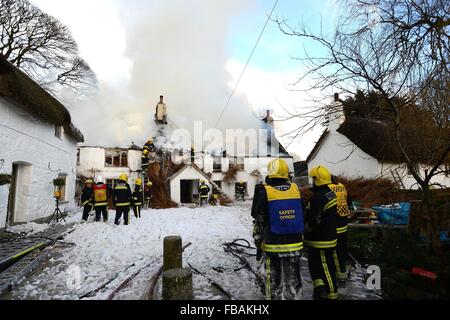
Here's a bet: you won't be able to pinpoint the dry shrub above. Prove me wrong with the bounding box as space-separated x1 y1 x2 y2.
223 165 239 183
147 161 182 209
335 176 413 208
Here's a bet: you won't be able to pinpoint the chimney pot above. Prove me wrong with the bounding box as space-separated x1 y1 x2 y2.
334 93 340 102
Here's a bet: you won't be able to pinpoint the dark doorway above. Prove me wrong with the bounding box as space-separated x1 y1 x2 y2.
7 163 19 225
180 180 200 204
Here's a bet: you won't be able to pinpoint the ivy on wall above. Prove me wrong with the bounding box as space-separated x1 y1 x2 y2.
0 174 12 186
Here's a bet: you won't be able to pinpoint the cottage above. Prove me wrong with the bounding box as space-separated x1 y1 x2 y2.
0 55 84 229
306 97 450 189
76 145 143 191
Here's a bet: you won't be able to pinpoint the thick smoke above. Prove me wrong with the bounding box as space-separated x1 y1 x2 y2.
70 0 263 149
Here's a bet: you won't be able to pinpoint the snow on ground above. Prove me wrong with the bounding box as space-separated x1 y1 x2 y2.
7 203 382 300
7 222 50 236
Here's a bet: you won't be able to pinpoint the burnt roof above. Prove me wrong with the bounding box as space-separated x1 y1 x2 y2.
0 55 84 142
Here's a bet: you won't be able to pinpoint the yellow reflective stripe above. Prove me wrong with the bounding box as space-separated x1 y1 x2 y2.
333 249 341 274
116 202 130 207
324 199 337 211
336 272 348 281
134 202 142 206
265 183 301 201
320 250 335 295
337 225 348 234
304 239 337 249
12 242 45 259
328 292 339 300
95 202 108 207
265 256 271 300
115 186 128 190
313 279 325 288
262 242 304 253
82 200 91 206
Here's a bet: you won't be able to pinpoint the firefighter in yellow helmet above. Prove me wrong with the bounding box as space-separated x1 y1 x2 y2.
235 180 246 201
93 176 110 222
251 158 305 300
144 181 153 208
81 179 94 221
112 174 132 225
198 180 210 207
329 176 352 287
132 178 144 219
304 165 339 300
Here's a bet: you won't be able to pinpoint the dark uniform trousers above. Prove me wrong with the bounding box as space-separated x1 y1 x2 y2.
82 204 94 221
307 247 338 300
335 231 349 281
95 206 108 222
115 206 130 225
265 253 303 300
133 204 142 218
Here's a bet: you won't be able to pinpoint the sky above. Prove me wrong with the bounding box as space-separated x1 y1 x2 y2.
29 0 341 160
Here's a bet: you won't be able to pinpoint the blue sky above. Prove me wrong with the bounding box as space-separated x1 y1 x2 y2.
228 0 337 72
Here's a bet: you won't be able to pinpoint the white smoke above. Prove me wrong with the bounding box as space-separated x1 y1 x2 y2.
64 0 264 149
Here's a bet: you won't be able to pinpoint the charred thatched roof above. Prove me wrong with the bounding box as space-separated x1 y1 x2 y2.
0 54 84 142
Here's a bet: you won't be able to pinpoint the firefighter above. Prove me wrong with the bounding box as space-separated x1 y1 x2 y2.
145 181 153 208
113 174 132 226
198 180 210 207
304 165 339 300
251 159 305 300
141 138 155 170
236 181 246 201
209 188 220 206
132 178 144 219
81 179 94 222
329 176 352 286
93 176 109 223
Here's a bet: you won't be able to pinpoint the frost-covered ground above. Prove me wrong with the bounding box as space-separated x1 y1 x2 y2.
6 203 382 300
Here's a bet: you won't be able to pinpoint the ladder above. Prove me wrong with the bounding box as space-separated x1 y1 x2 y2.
390 169 406 189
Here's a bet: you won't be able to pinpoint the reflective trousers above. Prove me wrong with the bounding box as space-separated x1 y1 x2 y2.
334 232 348 281
95 206 108 222
307 247 338 300
115 207 130 225
264 255 303 300
133 205 142 218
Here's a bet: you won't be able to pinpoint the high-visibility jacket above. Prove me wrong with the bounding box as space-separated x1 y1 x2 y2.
199 184 210 198
93 183 108 207
329 182 351 234
304 185 338 249
251 179 304 255
113 182 132 207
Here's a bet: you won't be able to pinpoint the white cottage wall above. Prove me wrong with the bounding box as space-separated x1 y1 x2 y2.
0 98 78 227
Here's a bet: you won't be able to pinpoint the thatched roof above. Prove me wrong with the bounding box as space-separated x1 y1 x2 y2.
337 117 450 165
0 55 84 142
307 117 449 165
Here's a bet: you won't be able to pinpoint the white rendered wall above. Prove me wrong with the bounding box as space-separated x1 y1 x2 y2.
0 98 78 228
170 166 211 203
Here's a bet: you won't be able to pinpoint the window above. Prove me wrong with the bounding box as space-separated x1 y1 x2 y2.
105 150 128 168
106 179 120 189
213 157 222 172
55 126 64 139
229 157 244 171
214 181 222 189
58 173 67 201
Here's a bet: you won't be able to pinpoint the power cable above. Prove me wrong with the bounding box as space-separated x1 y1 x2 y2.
214 0 280 128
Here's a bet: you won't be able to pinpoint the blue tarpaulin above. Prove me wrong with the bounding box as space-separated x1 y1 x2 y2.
372 202 411 225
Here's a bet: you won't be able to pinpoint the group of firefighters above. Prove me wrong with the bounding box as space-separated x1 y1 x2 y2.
80 175 153 226
79 156 351 300
252 158 351 300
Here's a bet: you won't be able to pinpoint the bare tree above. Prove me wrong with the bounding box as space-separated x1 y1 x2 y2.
274 0 449 252
0 0 96 95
